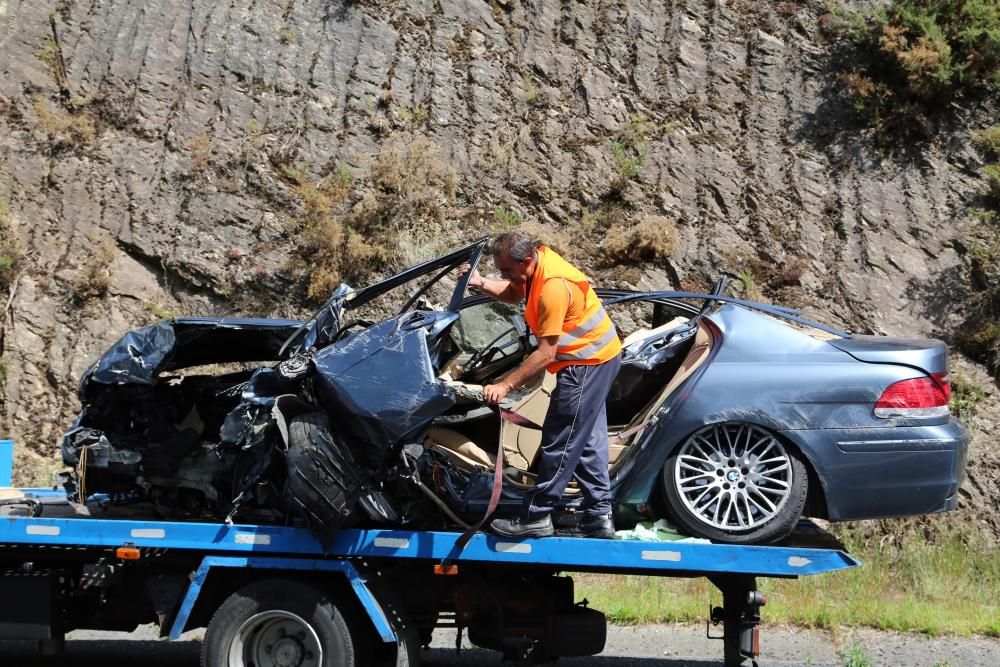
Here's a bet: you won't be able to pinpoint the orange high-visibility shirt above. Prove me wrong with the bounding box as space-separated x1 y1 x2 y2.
523 246 621 373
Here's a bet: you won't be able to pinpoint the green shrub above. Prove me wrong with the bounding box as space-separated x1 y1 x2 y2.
950 375 986 420
609 114 650 191
492 207 522 230
838 643 873 667
521 74 540 106
983 164 1000 203
972 125 1000 156
828 1 1000 135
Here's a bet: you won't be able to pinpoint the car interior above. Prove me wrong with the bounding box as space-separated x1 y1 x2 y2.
425 299 714 490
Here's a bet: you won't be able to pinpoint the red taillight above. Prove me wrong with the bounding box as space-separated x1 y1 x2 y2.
874 373 950 418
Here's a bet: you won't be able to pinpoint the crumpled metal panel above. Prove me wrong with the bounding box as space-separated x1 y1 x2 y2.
312 312 457 469
86 322 175 388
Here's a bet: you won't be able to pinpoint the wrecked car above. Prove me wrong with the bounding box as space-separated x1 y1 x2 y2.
61 238 969 545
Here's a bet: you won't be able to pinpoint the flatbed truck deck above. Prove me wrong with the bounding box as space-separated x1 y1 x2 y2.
0 441 858 666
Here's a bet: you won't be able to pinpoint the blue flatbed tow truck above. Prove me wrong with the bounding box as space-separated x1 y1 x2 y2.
0 440 858 666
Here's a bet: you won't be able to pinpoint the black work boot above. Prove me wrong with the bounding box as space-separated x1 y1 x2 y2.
490 515 555 538
578 513 615 539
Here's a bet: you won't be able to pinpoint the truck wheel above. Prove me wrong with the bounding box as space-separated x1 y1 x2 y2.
202 579 354 667
661 422 808 545
284 412 366 547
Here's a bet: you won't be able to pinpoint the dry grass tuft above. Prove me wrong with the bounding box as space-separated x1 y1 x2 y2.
285 135 460 301
185 132 214 175
355 133 457 264
602 216 678 264
73 234 117 301
32 98 96 147
283 162 359 302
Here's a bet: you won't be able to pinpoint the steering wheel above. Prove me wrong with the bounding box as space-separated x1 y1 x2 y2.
462 325 523 374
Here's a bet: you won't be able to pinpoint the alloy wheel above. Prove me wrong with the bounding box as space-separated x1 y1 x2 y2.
673 423 794 530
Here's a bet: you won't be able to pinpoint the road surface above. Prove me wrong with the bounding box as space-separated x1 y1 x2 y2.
1 623 998 666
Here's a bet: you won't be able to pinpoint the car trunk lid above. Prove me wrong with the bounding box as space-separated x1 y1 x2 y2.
828 335 948 375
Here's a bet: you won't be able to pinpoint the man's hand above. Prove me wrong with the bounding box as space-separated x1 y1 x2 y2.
457 262 484 290
483 381 513 406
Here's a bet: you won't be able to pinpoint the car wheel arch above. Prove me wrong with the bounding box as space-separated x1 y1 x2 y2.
768 428 831 521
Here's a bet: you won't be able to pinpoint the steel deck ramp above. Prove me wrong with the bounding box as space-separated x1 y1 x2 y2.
0 514 858 578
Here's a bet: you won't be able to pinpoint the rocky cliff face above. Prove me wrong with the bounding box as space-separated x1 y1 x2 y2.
0 0 995 536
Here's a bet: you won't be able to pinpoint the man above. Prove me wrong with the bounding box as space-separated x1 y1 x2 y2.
459 232 622 538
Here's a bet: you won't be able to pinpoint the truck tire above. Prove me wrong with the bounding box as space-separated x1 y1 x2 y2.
284 413 365 547
661 422 808 545
202 578 354 667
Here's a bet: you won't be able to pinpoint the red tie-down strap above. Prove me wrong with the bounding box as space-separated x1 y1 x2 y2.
454 407 541 550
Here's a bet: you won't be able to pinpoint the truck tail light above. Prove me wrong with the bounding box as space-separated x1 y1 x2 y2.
874 373 950 418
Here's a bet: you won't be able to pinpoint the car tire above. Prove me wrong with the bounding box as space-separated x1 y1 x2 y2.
285 412 366 546
201 578 355 667
661 422 808 544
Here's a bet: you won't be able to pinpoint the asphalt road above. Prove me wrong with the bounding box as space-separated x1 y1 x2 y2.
1 624 998 666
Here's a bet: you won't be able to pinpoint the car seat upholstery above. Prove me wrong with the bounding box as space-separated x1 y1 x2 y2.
424 426 495 471
497 371 557 470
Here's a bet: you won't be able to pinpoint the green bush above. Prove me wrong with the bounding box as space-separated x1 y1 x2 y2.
521 74 540 106
972 125 1000 156
984 164 1000 203
492 207 522 230
608 114 649 191
828 1 1000 133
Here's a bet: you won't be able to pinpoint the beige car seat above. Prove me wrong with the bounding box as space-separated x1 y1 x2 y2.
424 426 495 472
497 371 557 470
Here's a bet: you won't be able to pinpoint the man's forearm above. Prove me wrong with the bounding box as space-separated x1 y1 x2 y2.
473 277 520 304
501 348 553 390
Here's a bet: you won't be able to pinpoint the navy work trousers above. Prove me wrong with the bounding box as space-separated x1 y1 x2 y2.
523 354 622 520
